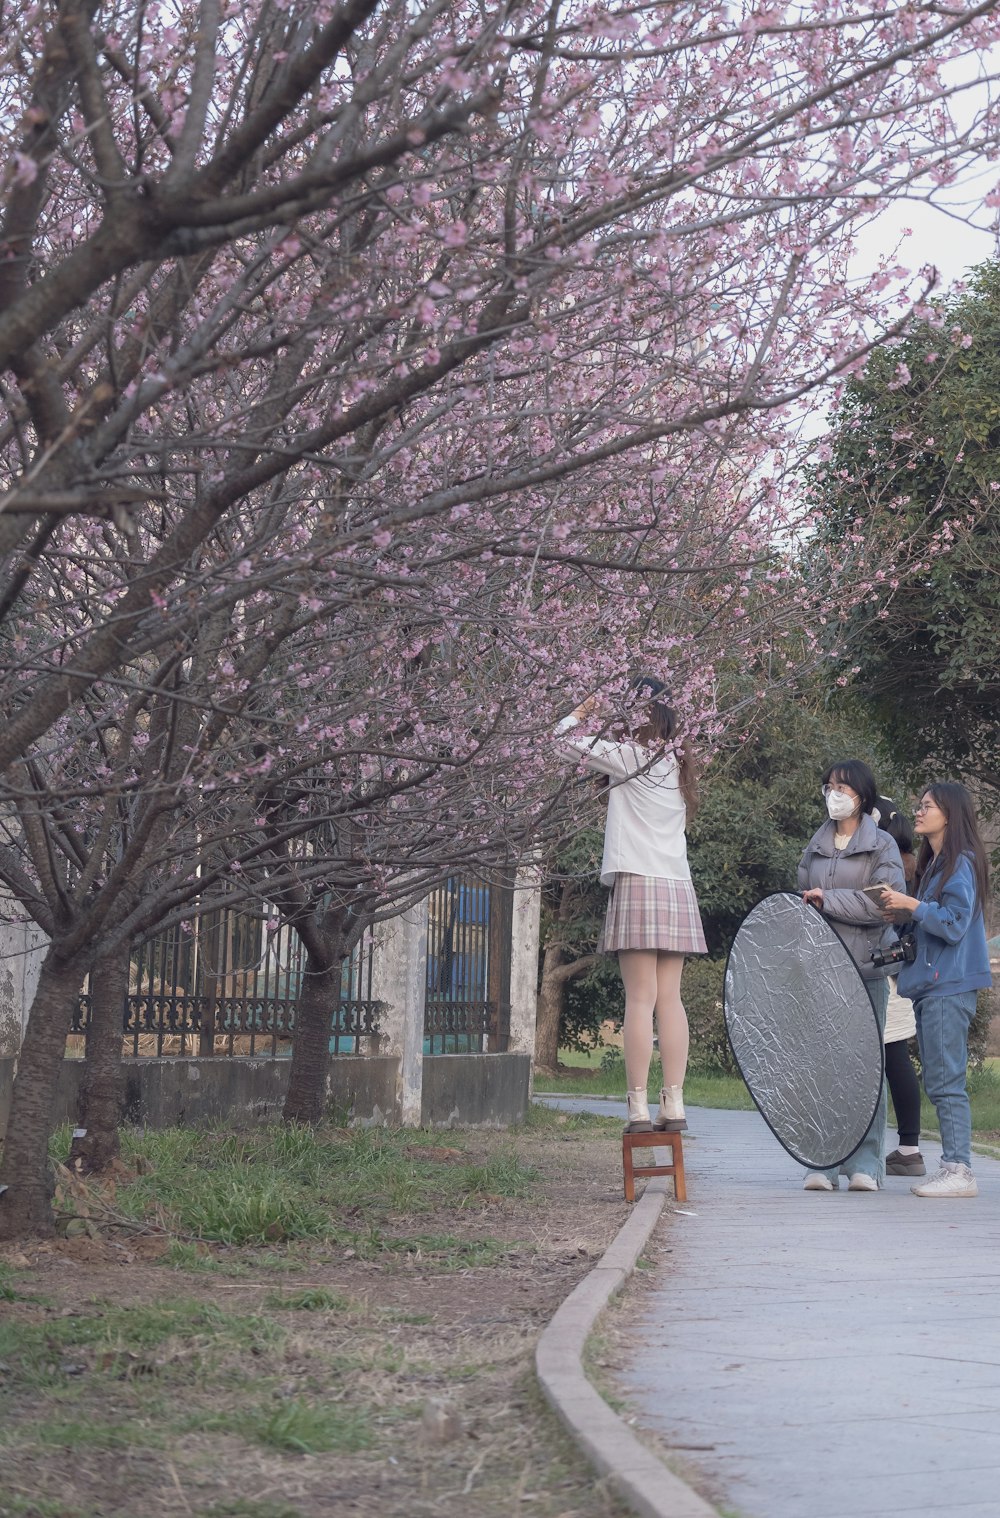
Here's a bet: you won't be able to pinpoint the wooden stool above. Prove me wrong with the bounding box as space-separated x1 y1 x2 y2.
622 1129 686 1203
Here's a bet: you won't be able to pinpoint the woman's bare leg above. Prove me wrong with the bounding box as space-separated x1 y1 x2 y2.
618 948 658 1092
654 952 689 1088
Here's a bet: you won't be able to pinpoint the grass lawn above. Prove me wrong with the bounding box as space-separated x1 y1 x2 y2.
890 1066 1000 1149
1 1113 637 1518
534 1044 753 1109
963 1066 1000 1147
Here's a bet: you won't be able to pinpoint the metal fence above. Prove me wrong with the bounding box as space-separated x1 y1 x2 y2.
68 873 515 1059
71 908 378 1058
423 874 514 1053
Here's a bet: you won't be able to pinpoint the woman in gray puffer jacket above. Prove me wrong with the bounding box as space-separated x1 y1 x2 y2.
797 759 905 1192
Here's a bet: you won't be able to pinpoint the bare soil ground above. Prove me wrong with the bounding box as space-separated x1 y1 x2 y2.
0 1111 654 1518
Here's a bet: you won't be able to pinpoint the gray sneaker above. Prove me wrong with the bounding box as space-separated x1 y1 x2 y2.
911 1163 977 1198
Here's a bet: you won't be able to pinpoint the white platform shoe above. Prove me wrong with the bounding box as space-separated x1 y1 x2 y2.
624 1089 653 1133
652 1085 687 1132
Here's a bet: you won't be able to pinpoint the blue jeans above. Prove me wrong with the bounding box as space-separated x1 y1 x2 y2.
815 977 889 1185
914 991 977 1167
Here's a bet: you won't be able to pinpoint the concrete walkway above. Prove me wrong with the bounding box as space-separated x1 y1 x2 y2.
538 1096 1000 1518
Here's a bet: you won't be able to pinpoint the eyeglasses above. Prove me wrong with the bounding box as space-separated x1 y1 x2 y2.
914 801 940 815
822 783 857 798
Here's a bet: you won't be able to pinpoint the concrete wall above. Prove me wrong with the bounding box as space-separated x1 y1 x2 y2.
0 915 47 1057
0 1051 532 1131
0 879 541 1134
0 1055 399 1133
420 1053 532 1128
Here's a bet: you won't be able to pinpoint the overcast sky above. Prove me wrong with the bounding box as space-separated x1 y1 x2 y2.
852 194 997 297
797 190 999 437
851 44 1000 297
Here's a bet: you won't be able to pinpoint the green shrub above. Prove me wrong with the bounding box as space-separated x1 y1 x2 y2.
562 953 624 1049
563 957 734 1076
683 958 735 1076
970 986 996 1071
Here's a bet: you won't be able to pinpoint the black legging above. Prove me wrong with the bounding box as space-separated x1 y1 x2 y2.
885 1038 922 1147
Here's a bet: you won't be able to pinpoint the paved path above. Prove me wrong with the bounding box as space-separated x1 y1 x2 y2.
537 1096 1000 1518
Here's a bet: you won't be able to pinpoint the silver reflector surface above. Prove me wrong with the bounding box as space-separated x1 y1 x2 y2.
724 892 884 1169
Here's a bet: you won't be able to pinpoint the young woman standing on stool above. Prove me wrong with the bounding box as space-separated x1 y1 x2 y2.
879 783 992 1198
555 678 706 1134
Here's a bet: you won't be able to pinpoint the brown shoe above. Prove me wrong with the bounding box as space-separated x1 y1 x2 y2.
886 1149 926 1176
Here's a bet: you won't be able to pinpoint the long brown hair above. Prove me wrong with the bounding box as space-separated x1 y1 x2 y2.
635 676 699 818
914 781 990 913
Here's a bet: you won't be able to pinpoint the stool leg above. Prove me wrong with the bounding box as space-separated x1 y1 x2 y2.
671 1135 687 1202
622 1135 636 1203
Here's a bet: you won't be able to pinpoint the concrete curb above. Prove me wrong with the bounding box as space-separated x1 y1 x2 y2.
535 1174 718 1518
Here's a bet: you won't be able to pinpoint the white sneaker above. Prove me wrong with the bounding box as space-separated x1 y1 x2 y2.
624 1089 652 1133
653 1085 687 1132
803 1172 835 1191
848 1173 878 1191
911 1163 978 1198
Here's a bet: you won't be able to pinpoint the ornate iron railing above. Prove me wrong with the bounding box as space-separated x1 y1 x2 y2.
67 873 515 1059
70 910 377 1058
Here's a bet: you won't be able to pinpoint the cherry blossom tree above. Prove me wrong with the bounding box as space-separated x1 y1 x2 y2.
3 0 1000 1237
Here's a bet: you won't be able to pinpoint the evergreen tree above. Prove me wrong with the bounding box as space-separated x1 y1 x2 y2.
810 263 1000 803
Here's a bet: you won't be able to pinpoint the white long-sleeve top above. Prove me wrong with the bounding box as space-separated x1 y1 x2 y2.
555 716 691 887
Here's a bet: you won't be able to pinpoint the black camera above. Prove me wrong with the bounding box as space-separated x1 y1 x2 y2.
871 929 917 970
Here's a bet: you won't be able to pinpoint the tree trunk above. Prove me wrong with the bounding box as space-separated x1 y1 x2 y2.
0 949 88 1240
534 951 602 1074
68 947 131 1175
283 950 342 1125
534 876 600 1073
534 940 568 1074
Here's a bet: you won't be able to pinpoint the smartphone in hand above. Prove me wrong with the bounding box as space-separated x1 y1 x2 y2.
861 884 890 904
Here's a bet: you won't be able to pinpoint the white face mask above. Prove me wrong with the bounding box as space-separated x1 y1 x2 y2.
826 790 857 822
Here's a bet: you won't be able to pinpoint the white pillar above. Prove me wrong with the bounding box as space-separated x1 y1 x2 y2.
370 900 427 1127
0 914 47 1056
507 868 542 1069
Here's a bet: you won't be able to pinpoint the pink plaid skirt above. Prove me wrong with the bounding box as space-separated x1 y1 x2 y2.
599 873 707 954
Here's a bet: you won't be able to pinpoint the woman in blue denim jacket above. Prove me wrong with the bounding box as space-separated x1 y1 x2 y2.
879 782 992 1199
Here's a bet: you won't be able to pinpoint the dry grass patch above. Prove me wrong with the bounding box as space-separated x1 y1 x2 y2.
1 1107 642 1518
